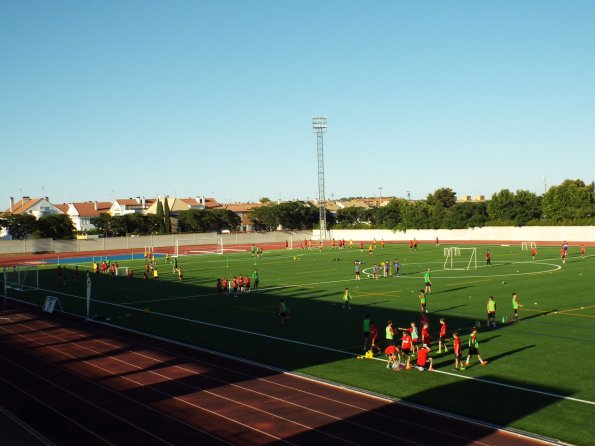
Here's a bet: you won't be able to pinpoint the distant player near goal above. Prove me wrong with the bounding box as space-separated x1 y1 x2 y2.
424 269 432 294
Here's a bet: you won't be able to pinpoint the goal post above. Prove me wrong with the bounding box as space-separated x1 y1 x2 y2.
2 265 40 291
174 237 224 256
521 242 537 250
443 247 477 270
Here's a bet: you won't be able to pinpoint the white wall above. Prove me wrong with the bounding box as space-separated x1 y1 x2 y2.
323 227 595 244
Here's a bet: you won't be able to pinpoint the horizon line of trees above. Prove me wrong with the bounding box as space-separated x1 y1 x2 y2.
1 179 594 240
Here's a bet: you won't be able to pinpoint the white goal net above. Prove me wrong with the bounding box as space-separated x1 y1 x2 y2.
174 237 224 257
443 247 477 270
521 242 537 251
2 265 40 291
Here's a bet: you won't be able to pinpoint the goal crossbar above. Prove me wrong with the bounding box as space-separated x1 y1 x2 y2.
443 247 477 270
2 265 40 292
174 237 224 257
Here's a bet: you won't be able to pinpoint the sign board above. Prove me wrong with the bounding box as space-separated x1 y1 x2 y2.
42 296 59 314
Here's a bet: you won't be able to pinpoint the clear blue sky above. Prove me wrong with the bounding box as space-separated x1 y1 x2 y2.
1 1 594 206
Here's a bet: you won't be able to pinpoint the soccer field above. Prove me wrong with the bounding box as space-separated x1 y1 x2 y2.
5 242 595 445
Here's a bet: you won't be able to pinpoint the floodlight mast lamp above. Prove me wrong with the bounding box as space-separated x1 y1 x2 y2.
312 116 328 241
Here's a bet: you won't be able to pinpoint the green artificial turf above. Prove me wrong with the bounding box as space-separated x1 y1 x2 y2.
5 242 595 445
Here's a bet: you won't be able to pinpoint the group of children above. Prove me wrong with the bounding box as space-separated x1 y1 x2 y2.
365 313 488 372
92 258 118 275
250 244 264 258
354 259 401 280
217 269 260 296
560 242 586 264
55 264 80 286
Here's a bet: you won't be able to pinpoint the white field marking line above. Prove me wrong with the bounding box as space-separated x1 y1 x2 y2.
84 319 561 446
89 305 595 406
6 321 362 446
0 353 175 446
432 368 595 406
0 373 118 446
25 318 495 446
0 322 290 446
396 263 562 280
0 402 56 446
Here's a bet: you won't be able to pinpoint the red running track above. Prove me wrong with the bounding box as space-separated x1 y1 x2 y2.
0 307 553 446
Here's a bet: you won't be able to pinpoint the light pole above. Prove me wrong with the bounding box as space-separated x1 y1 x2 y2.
312 116 328 241
378 187 383 207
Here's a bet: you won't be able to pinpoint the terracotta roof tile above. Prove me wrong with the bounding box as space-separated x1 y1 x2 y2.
71 202 112 217
3 198 42 214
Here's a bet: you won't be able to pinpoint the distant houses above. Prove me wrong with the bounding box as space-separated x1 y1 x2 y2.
5 196 63 218
65 202 112 232
1 193 434 239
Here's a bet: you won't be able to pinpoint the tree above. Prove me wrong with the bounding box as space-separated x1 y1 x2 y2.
487 189 542 226
37 214 75 240
259 197 271 204
513 190 541 225
276 201 317 230
398 201 433 230
156 200 165 233
163 199 172 233
427 188 457 209
0 213 38 240
250 206 279 231
444 202 489 229
336 206 366 225
377 199 405 229
91 213 115 236
542 179 595 221
177 209 241 233
487 189 516 222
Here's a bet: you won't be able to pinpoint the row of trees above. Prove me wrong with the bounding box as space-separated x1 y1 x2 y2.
0 214 76 240
2 179 593 239
334 179 595 230
251 179 595 231
0 208 241 240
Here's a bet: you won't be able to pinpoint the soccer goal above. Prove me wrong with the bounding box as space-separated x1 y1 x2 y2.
521 242 537 251
443 247 477 270
2 265 40 292
174 237 224 256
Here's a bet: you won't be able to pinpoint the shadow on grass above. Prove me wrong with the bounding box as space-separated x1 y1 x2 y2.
0 296 585 445
1 263 587 445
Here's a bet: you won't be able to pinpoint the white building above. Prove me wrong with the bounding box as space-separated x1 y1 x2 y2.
65 201 112 232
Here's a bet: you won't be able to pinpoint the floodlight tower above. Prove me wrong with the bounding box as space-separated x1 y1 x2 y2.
312 116 328 241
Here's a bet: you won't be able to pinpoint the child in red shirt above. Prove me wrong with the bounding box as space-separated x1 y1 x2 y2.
438 318 448 353
401 330 413 369
421 322 431 347
369 323 380 354
385 345 398 369
452 331 462 370
416 344 434 371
